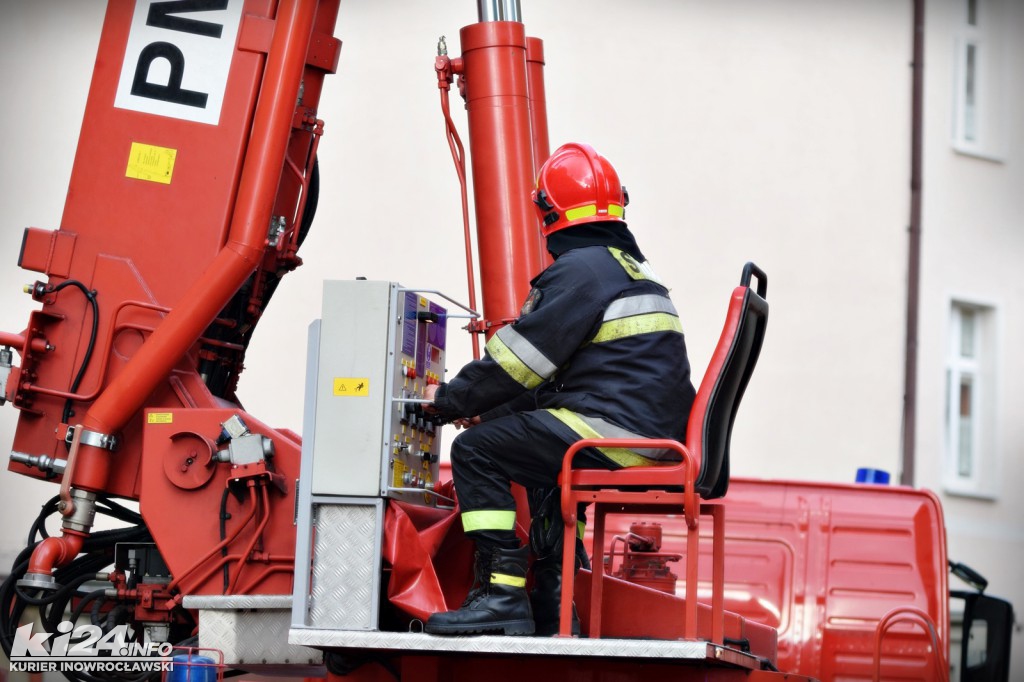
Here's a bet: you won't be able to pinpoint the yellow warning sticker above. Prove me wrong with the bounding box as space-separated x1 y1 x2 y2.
126 142 177 185
147 413 173 424
333 377 370 396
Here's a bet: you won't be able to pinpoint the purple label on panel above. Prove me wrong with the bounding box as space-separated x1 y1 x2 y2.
402 292 417 357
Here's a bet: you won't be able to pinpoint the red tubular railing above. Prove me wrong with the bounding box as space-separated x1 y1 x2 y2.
558 439 702 639
873 606 948 681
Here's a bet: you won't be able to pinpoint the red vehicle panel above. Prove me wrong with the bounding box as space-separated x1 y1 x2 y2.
600 477 949 680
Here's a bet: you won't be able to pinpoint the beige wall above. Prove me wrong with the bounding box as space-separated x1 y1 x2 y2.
0 0 1019 676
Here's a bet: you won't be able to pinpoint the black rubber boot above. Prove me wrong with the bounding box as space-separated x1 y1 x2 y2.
425 545 535 636
529 536 587 636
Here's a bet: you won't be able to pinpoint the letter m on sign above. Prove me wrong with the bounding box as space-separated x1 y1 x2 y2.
147 0 228 38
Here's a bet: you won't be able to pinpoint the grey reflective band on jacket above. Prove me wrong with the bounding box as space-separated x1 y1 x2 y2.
603 294 679 321
485 324 559 389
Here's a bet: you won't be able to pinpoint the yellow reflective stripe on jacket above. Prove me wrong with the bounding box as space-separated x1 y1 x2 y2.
592 312 684 344
490 572 527 588
461 509 517 533
577 520 586 540
564 203 624 223
546 408 670 467
485 327 552 389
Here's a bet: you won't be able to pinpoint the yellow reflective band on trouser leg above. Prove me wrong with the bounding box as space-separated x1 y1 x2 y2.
546 408 666 468
490 572 527 588
461 509 518 533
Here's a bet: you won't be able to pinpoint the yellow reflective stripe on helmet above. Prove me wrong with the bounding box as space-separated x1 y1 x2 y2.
490 572 527 588
565 204 598 222
546 408 667 467
564 203 624 223
592 312 683 344
461 510 517 533
485 332 545 389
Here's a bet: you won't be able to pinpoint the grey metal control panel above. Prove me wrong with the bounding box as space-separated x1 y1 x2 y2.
306 280 448 505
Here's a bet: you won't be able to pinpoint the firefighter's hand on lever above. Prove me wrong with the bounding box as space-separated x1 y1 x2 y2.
423 384 480 429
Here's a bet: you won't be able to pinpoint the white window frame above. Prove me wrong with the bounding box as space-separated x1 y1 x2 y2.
952 0 1006 161
944 300 998 498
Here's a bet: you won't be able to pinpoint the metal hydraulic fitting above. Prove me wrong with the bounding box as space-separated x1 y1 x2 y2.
16 571 57 592
225 433 275 465
9 451 68 476
216 415 274 465
60 488 98 533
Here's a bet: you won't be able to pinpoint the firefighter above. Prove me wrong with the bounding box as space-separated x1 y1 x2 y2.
423 143 696 636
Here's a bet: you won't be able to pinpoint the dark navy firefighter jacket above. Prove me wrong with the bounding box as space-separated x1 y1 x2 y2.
433 244 696 466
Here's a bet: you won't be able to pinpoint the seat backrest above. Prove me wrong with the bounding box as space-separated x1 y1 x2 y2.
686 263 769 499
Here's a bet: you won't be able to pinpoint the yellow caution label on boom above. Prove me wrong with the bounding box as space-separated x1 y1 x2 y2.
125 142 177 185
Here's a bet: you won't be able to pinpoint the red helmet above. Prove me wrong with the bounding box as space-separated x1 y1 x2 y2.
531 143 629 237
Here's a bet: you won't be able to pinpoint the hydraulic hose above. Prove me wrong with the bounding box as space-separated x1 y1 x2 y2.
438 69 481 360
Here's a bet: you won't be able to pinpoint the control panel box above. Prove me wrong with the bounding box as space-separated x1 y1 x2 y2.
306 280 447 505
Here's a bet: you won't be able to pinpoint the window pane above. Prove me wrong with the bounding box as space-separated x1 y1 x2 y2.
958 376 974 476
965 44 977 142
967 619 988 667
944 369 951 428
960 307 976 357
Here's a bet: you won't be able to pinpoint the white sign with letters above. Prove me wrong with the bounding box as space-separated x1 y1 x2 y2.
114 0 245 125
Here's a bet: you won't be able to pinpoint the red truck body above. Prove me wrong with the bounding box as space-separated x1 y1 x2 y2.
600 477 950 681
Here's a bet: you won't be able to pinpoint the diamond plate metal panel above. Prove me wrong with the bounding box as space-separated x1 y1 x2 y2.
310 503 381 630
199 607 321 666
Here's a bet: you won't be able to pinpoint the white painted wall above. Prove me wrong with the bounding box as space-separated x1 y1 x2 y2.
0 0 1019 677
915 0 1024 678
